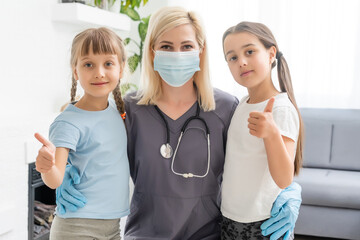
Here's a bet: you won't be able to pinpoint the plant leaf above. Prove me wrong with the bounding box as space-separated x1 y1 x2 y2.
141 14 151 25
120 6 140 21
120 0 130 10
94 0 102 7
123 38 140 48
123 38 131 45
131 0 141 8
120 83 138 96
143 0 148 6
128 54 140 73
138 22 148 42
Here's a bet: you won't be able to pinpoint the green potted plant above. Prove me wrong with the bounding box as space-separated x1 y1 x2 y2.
119 0 150 94
120 0 149 72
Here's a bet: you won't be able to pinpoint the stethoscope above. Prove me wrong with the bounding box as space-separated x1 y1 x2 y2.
154 102 211 178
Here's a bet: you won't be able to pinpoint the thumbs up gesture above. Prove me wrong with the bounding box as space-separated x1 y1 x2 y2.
248 98 279 139
34 133 56 173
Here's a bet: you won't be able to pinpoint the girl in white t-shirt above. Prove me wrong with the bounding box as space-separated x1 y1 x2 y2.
220 21 304 240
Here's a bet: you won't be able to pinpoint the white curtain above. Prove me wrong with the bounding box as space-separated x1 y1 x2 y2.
167 0 360 109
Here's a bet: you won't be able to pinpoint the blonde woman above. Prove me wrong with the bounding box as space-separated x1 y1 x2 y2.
37 6 302 240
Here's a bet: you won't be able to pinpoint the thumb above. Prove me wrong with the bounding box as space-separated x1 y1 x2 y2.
34 133 55 152
264 97 275 113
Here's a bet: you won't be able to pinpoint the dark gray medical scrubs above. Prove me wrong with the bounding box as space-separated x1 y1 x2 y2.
124 89 238 240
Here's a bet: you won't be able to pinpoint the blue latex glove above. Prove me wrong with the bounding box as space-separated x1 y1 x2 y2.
261 182 302 240
56 165 87 214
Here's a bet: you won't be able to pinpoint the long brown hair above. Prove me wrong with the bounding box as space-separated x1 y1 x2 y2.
70 27 126 117
223 21 303 175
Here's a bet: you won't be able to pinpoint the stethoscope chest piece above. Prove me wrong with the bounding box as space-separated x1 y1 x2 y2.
160 143 173 159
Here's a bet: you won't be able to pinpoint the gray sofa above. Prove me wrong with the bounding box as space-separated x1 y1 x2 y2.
294 108 360 240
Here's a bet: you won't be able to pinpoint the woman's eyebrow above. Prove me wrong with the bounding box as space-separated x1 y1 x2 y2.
159 41 173 45
181 40 194 44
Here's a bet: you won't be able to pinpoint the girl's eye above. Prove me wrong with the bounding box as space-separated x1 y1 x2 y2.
105 62 113 67
228 56 237 62
246 50 254 55
84 63 92 68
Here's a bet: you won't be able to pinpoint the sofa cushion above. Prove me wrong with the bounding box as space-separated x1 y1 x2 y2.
331 122 360 171
300 108 360 171
294 168 360 209
302 118 332 168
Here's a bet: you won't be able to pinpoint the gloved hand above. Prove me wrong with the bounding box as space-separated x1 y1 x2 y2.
56 165 87 214
261 182 302 240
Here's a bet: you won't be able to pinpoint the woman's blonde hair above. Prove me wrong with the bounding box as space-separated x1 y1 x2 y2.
136 6 215 111
70 27 127 117
223 22 303 175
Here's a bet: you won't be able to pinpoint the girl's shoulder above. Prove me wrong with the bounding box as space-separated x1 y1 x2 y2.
53 103 78 123
273 93 297 112
272 93 300 141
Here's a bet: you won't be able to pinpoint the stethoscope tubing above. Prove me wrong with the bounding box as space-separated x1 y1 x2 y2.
171 132 210 178
155 105 171 144
154 101 211 178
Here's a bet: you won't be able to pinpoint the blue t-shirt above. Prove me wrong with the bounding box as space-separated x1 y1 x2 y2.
49 99 130 219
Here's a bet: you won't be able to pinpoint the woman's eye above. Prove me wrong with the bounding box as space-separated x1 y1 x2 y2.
160 45 171 50
183 45 193 50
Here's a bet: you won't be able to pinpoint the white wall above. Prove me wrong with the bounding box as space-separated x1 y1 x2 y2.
0 0 166 239
168 0 360 109
0 1 71 238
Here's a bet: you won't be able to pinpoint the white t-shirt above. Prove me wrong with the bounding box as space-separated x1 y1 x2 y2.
221 93 299 223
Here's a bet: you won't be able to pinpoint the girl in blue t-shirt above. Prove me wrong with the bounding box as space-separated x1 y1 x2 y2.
34 27 130 240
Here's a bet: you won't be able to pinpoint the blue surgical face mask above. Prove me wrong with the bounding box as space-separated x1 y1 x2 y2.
154 50 200 87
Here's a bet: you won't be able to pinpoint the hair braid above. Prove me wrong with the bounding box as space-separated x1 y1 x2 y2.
70 76 77 102
112 81 125 120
